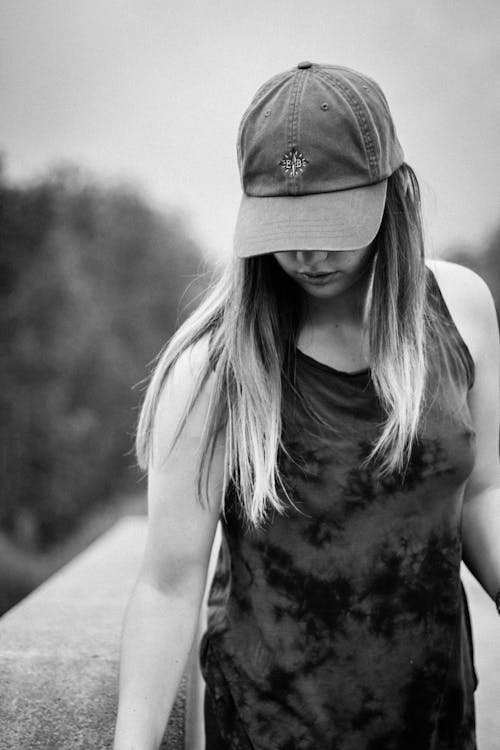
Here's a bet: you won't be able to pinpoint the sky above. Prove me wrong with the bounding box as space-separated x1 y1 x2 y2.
1 0 499 259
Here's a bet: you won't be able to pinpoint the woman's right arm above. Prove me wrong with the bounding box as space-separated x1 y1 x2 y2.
113 338 225 750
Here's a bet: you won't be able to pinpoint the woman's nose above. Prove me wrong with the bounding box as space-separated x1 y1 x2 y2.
296 250 329 267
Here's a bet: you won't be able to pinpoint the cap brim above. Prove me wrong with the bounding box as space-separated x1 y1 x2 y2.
233 180 387 258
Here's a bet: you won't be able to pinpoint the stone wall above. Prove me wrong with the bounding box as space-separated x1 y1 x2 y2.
0 516 207 750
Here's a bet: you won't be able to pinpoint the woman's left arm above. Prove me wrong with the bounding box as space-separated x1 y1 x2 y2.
459 266 500 603
429 258 500 604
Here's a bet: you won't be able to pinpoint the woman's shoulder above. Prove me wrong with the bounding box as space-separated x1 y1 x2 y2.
167 333 214 386
177 332 213 373
425 257 496 366
153 333 218 449
425 257 490 296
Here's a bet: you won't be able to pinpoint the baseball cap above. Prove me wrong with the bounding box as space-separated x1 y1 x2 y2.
234 62 404 258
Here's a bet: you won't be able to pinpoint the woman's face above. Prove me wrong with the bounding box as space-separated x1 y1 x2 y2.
272 246 375 301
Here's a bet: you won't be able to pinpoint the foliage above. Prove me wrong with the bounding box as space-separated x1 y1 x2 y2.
0 164 209 551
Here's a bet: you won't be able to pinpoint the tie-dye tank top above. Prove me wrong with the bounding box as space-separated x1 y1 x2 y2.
200 267 478 750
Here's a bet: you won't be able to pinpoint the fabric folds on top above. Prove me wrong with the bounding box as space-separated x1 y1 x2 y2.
201 267 478 750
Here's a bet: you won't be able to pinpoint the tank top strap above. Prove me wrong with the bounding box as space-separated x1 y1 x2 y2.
425 264 475 390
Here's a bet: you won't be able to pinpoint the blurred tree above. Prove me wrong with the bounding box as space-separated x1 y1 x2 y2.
0 165 210 551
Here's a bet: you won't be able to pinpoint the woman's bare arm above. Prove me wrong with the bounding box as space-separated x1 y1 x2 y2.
459 270 500 598
113 338 225 750
430 259 500 600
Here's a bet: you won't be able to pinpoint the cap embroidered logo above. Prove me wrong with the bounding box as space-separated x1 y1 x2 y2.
279 149 309 177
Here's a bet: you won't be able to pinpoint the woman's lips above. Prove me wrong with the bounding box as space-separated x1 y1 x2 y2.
300 271 338 284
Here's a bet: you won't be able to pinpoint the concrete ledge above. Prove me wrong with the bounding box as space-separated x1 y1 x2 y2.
0 516 186 750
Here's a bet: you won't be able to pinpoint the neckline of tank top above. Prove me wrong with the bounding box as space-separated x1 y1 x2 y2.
295 347 371 379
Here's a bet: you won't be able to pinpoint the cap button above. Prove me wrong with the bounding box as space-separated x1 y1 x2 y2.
297 61 313 69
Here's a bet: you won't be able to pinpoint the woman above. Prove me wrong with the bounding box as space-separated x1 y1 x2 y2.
114 63 500 750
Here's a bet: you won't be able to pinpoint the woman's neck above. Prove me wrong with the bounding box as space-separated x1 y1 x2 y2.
301 266 370 328
297 273 371 371
303 292 365 328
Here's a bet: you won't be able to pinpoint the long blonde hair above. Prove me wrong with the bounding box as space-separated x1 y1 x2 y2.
136 164 460 528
